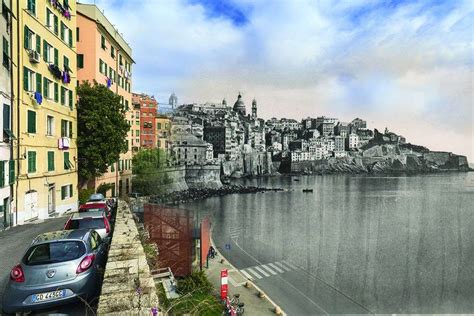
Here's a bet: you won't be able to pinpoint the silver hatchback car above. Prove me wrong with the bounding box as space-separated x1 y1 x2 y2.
2 229 107 314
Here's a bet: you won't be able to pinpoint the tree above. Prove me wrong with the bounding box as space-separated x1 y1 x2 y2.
132 148 171 195
77 81 129 186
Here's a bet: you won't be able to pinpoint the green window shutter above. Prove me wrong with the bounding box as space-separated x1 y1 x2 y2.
54 15 58 35
42 40 47 62
64 56 69 69
28 151 36 173
46 9 50 27
68 29 72 47
9 160 15 185
0 161 5 187
35 34 40 53
76 27 79 41
60 22 64 41
60 120 66 137
60 88 65 105
23 67 29 91
68 121 73 137
43 79 48 98
69 184 73 197
47 151 54 171
23 26 29 50
68 90 73 109
54 83 59 102
35 73 41 94
27 110 36 133
54 48 58 66
61 186 66 200
77 54 83 68
64 152 70 170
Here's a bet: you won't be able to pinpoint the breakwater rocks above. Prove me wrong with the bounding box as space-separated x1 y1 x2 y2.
150 185 283 205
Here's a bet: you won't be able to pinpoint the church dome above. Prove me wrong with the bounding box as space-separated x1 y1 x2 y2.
233 93 246 116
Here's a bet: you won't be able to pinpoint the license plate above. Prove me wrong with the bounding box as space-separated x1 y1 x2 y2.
32 290 65 303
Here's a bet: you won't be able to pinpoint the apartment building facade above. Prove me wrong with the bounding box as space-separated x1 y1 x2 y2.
132 93 157 149
12 0 79 224
77 3 134 197
156 114 171 152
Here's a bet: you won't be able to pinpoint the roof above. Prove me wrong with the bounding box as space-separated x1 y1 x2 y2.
80 202 107 209
72 211 106 219
77 3 134 63
32 230 90 244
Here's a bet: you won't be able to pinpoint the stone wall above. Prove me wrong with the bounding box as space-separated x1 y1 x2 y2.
222 152 275 177
97 200 159 315
156 166 188 193
185 164 222 189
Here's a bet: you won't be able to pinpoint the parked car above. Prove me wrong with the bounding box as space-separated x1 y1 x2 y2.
87 193 105 202
2 229 108 314
64 212 111 241
79 201 112 222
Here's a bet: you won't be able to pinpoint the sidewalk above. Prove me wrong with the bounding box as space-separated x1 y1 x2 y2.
204 251 279 316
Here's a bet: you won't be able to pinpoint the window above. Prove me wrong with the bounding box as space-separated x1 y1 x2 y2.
27 151 36 173
68 29 72 47
61 119 72 138
24 26 34 50
157 123 162 129
46 115 54 136
61 184 73 200
135 130 139 137
77 54 83 68
27 110 36 134
53 15 58 35
111 46 115 59
135 120 139 125
27 0 35 15
101 34 106 49
64 56 69 70
54 82 59 102
2 36 9 70
43 78 52 100
9 160 14 184
46 8 54 29
64 151 71 170
54 47 58 66
60 21 66 42
3 104 11 135
47 151 54 171
60 87 66 105
42 40 52 63
111 163 115 172
76 27 79 41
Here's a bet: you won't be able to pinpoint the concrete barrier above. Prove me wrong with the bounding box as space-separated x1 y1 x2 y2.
97 200 159 315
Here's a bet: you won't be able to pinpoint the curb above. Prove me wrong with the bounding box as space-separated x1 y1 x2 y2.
209 230 286 316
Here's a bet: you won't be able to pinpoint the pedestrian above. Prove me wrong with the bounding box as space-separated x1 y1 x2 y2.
210 246 216 258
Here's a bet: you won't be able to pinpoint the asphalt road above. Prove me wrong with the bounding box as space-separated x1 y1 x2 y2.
213 225 372 315
0 217 97 315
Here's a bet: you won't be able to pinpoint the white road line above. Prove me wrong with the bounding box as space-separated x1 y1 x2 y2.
246 267 262 279
254 265 270 277
283 260 298 270
261 264 277 275
240 269 253 280
268 262 285 273
275 261 292 271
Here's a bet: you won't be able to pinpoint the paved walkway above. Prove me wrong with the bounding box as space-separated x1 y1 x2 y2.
205 249 280 316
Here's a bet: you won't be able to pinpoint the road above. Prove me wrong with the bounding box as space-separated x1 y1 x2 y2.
0 217 97 315
212 225 372 315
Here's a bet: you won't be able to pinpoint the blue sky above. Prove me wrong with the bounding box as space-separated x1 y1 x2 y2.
81 0 473 160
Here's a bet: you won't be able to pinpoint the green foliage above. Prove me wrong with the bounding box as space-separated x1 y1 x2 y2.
96 183 114 196
77 81 130 185
132 148 171 195
177 270 213 295
79 188 95 205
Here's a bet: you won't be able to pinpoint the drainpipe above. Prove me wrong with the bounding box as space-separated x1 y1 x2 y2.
14 0 20 226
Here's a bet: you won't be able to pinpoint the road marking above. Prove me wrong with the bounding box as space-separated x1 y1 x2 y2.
275 261 292 271
268 262 285 273
245 267 262 279
261 264 277 275
254 265 270 277
283 260 298 270
240 269 253 280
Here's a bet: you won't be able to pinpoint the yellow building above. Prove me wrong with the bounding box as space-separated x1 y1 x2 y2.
77 3 135 197
155 115 171 152
11 0 78 224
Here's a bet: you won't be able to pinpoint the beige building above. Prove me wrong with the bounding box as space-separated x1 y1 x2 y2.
12 0 79 224
77 3 135 197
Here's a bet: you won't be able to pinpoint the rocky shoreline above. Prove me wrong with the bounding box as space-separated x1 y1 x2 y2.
149 184 283 205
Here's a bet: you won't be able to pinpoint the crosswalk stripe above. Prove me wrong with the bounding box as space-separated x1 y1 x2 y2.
268 263 284 273
283 260 298 270
261 264 277 275
275 261 292 271
254 266 270 277
240 269 253 280
246 267 262 279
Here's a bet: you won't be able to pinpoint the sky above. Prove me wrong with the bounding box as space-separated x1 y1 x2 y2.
81 0 473 161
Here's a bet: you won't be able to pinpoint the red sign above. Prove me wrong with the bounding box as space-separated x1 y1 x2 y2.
220 269 228 300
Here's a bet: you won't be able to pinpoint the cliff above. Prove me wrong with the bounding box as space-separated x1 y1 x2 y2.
286 144 470 174
222 152 276 178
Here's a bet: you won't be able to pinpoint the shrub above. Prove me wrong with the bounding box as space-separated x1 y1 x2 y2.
79 188 95 205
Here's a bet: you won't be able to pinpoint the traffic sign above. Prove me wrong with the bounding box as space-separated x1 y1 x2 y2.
220 269 228 299
225 243 231 250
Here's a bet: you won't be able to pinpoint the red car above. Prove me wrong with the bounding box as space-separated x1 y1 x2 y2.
79 202 112 222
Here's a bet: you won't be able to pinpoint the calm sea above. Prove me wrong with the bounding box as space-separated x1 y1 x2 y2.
184 173 474 313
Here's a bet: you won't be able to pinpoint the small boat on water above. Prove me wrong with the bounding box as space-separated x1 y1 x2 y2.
293 179 300 181
302 189 313 193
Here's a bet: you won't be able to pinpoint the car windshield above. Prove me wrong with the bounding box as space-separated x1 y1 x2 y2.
69 218 106 230
24 241 86 265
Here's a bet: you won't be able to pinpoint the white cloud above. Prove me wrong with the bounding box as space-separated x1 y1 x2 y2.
81 0 473 160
